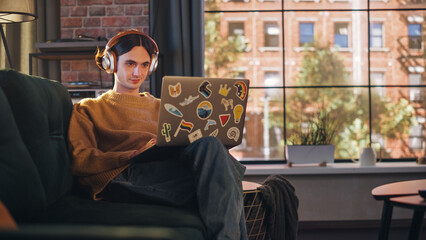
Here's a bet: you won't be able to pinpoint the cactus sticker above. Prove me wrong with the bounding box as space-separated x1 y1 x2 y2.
161 123 172 142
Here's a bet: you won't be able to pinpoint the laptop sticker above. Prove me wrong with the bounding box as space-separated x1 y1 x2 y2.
164 103 183 117
174 119 194 137
219 114 231 127
168 83 181 97
160 123 172 143
197 101 213 120
188 129 203 143
199 80 212 98
221 98 234 111
227 127 240 142
179 95 199 106
233 104 244 123
219 84 231 97
234 81 248 100
209 129 219 137
204 119 217 131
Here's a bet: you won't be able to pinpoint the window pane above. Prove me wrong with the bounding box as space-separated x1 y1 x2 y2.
370 0 426 10
408 23 422 49
371 88 424 159
205 0 281 11
205 11 283 86
285 88 370 160
284 0 367 10
370 23 383 48
299 22 314 46
370 11 426 86
264 22 280 47
334 22 349 48
229 22 245 37
230 89 284 161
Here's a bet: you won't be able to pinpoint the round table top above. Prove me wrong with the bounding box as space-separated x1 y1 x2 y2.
389 195 426 210
371 179 426 200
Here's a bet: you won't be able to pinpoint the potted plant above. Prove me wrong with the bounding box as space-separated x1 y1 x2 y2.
286 112 339 167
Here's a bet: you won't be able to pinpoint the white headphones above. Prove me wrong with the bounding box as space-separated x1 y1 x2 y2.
101 30 159 75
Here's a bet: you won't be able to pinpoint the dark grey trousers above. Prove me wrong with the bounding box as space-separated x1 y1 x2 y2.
108 137 248 240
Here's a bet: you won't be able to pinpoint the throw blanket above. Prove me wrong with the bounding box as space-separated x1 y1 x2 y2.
258 175 299 240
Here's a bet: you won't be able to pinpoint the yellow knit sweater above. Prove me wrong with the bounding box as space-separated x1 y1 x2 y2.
68 90 160 200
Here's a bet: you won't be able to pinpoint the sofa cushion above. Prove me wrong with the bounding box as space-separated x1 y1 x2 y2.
0 87 46 222
34 195 206 238
0 70 73 208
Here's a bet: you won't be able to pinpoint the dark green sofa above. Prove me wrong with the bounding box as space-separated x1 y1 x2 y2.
0 69 206 240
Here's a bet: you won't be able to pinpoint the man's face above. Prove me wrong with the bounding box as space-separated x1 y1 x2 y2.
114 46 151 95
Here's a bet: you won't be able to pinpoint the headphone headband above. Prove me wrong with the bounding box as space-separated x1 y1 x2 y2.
101 30 159 74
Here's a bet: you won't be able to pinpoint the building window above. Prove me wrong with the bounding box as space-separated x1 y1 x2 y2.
370 22 383 48
334 22 349 48
229 22 244 37
299 22 314 46
408 24 422 49
264 22 280 47
409 123 423 149
371 72 385 97
409 73 423 101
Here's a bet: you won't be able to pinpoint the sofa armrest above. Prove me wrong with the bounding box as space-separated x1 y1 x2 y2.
0 225 204 240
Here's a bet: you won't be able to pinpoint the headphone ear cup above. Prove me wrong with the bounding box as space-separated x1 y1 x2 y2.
148 53 158 75
102 50 117 74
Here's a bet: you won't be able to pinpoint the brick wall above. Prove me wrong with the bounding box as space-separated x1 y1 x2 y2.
60 0 150 91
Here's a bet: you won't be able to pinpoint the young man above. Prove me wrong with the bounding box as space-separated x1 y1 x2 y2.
68 29 248 240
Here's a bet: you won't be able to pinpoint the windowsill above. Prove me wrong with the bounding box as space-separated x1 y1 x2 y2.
244 162 426 175
369 47 390 52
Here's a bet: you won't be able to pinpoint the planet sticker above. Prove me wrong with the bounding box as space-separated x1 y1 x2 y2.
197 101 213 120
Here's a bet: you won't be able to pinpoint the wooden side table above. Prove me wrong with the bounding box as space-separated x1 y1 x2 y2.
389 195 426 240
371 179 426 240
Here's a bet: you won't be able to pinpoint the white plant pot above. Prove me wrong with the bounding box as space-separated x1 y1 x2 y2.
285 145 335 165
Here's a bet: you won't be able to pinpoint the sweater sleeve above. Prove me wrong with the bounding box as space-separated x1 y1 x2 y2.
68 106 135 177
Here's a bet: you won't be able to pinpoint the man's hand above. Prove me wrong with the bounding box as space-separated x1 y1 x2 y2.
131 138 156 158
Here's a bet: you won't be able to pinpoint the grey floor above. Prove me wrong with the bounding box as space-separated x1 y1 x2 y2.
297 222 426 240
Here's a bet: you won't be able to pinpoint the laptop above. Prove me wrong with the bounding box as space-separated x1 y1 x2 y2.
156 76 250 148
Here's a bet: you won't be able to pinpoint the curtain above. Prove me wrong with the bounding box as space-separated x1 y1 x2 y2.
0 0 60 80
149 0 204 97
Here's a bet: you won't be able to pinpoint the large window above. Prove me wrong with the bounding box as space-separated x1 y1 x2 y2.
370 22 383 48
264 22 280 47
299 22 314 46
408 23 422 49
229 22 245 37
334 22 349 48
205 0 425 162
